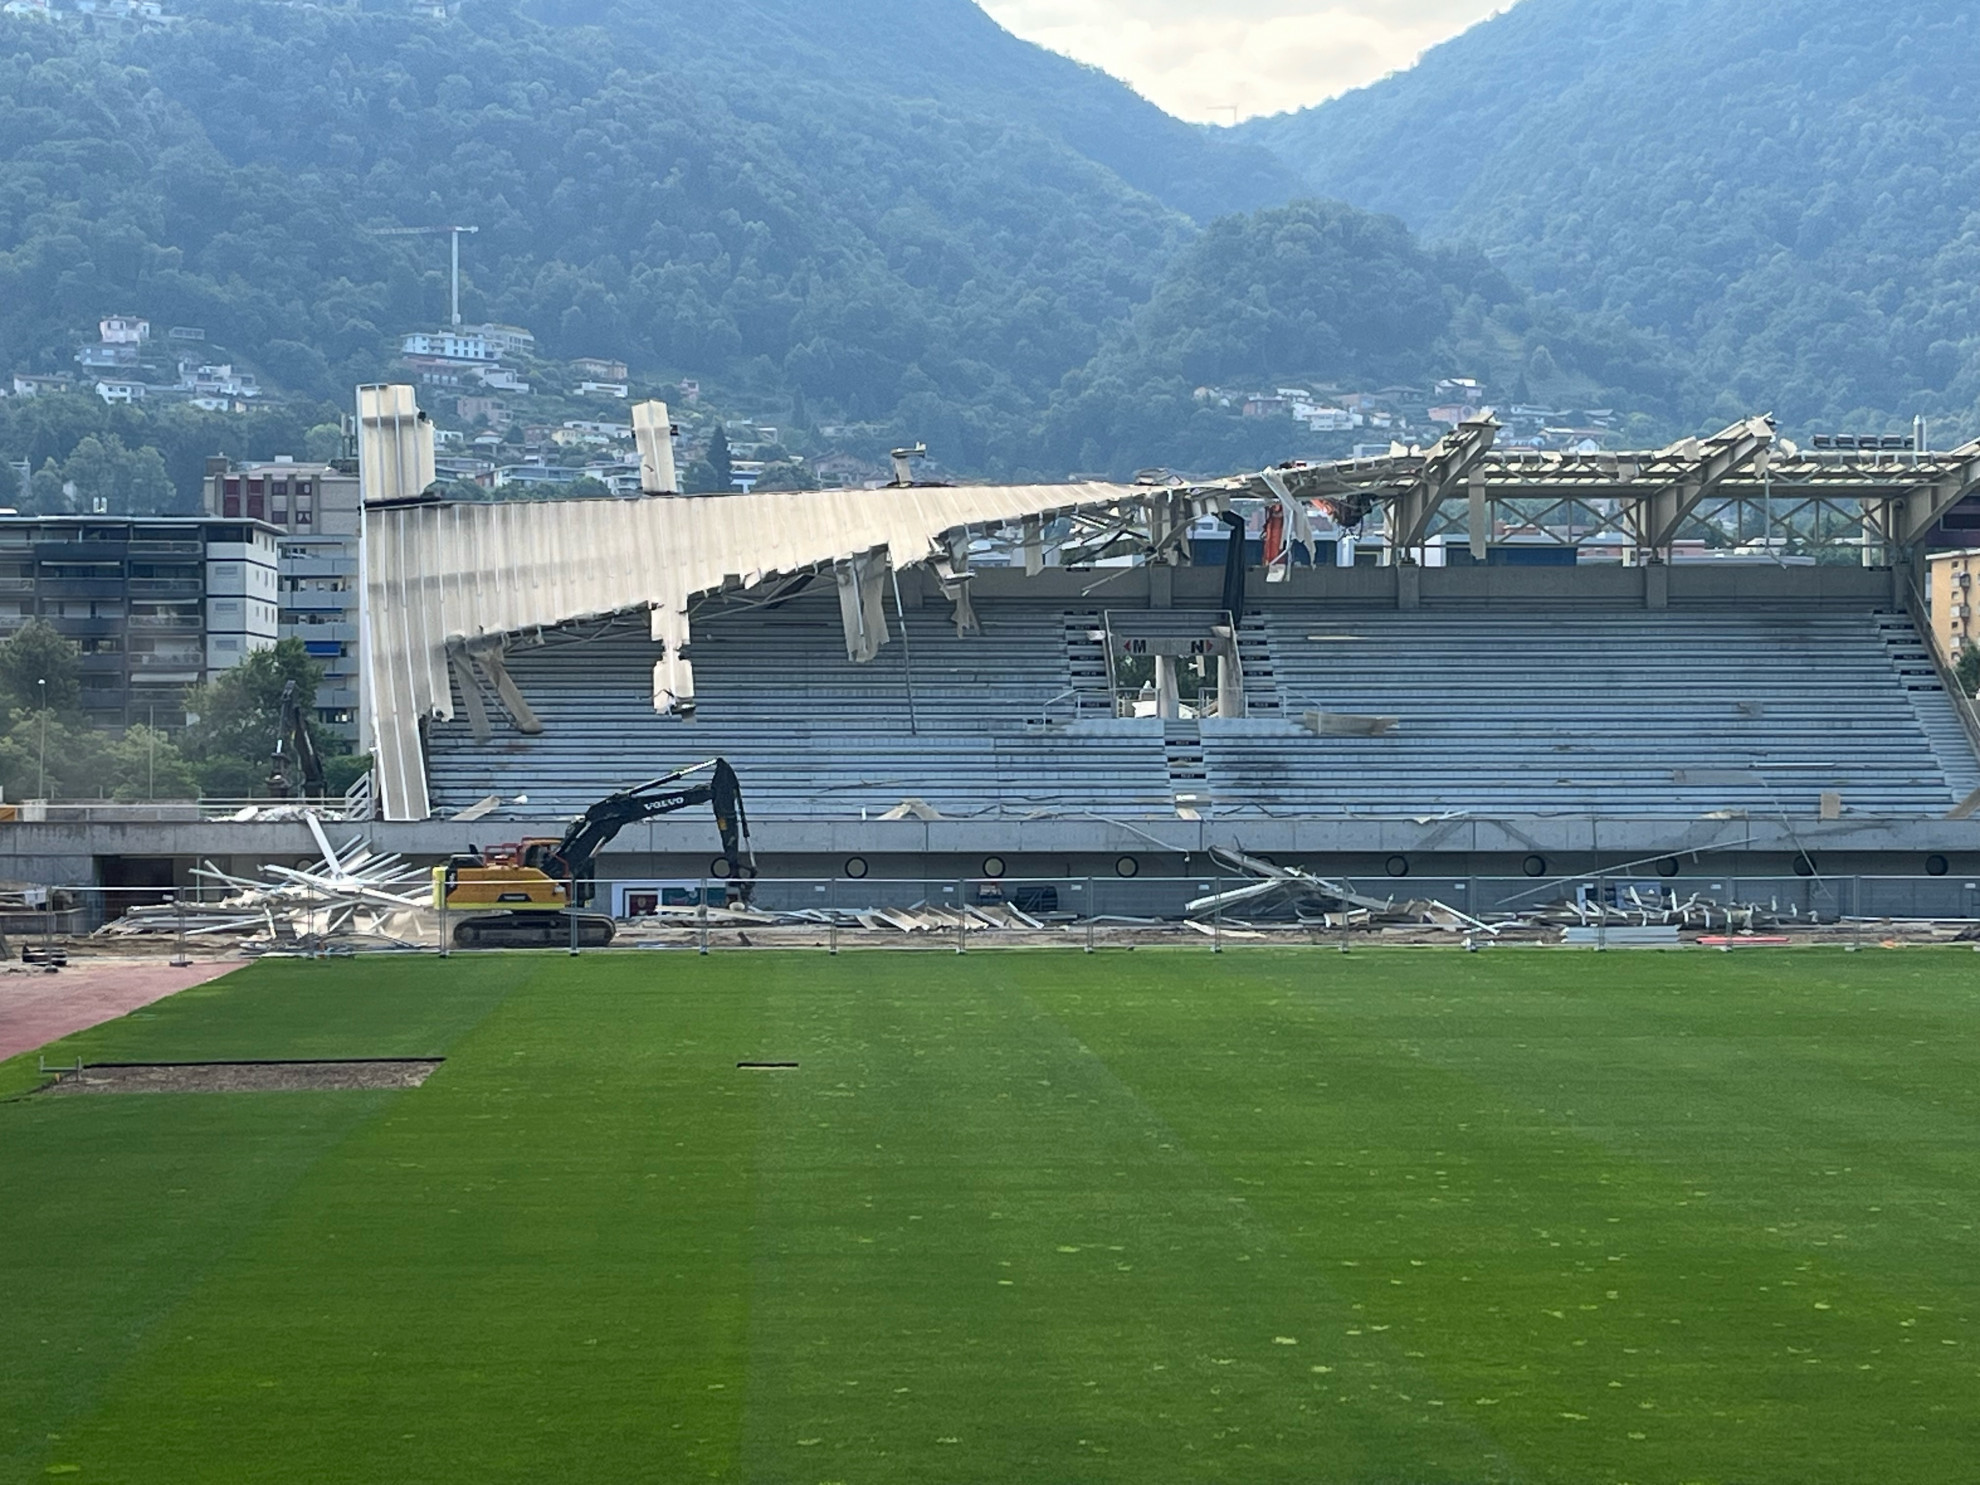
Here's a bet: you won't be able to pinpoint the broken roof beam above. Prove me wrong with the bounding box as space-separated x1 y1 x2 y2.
835 549 893 663
451 635 544 735
631 400 678 495
1389 417 1499 552
1632 416 1774 555
1867 437 1980 548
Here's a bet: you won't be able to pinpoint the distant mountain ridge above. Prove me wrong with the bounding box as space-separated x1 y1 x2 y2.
529 0 1302 224
1 0 1671 492
1237 0 1980 436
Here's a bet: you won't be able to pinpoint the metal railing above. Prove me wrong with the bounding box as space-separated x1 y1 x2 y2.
127 652 203 672
1906 576 1980 764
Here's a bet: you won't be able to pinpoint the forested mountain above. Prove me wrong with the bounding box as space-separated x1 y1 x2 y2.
1238 0 1980 437
1043 200 1678 473
3 0 1192 463
0 0 1667 491
530 0 1301 224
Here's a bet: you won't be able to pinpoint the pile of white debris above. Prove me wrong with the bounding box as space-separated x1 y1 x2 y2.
95 813 436 953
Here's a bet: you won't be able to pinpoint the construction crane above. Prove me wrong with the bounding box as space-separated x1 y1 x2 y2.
366 224 480 326
432 759 755 949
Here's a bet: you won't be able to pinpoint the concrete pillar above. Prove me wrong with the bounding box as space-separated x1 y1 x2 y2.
632 401 677 494
1397 564 1421 611
1216 645 1245 719
1154 655 1180 720
1645 563 1669 610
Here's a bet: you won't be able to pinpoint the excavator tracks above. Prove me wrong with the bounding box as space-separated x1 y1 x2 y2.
450 912 617 949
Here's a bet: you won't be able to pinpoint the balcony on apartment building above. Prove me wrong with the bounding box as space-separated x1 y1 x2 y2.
47 614 125 640
34 540 128 563
38 574 126 601
127 574 204 599
126 608 204 631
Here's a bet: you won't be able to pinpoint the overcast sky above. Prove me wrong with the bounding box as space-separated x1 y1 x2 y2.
976 0 1509 123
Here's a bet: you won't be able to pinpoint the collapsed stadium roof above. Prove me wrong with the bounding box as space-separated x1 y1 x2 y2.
359 386 1980 823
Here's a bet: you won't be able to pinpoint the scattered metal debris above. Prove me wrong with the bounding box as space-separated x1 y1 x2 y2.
94 813 433 951
1186 847 1493 935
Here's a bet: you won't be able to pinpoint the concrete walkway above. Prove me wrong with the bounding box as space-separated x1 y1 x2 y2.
0 959 241 1062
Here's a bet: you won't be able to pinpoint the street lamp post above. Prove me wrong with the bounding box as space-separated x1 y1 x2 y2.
36 677 46 799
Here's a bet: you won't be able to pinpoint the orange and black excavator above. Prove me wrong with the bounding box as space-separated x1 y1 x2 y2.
432 758 754 949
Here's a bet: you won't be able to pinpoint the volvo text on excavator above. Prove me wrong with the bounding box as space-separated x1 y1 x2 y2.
431 758 754 949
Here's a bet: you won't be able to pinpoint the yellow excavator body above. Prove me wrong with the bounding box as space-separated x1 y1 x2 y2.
430 862 569 914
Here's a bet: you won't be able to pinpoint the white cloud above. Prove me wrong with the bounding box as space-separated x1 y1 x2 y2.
976 0 1510 122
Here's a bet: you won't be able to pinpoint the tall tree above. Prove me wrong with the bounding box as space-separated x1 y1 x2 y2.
180 638 328 796
706 426 733 492
0 619 82 716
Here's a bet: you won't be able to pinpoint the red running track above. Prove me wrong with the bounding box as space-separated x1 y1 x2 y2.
0 960 241 1062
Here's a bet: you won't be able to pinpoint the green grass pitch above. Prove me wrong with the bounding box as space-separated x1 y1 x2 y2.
2 948 1976 1483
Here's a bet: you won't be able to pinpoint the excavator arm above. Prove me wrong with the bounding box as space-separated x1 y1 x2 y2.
439 758 754 947
535 758 755 906
268 680 328 799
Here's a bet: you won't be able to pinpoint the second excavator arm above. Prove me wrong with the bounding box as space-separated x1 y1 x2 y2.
268 680 328 798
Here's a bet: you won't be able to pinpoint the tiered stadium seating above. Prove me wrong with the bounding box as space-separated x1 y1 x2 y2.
424 601 1172 819
423 598 1979 820
1209 607 1980 817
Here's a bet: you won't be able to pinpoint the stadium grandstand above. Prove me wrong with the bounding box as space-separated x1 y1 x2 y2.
351 391 1980 916
0 388 1974 918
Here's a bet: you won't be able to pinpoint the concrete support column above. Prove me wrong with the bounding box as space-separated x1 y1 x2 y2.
1216 648 1245 719
1397 564 1421 611
1154 655 1179 721
1645 563 1669 610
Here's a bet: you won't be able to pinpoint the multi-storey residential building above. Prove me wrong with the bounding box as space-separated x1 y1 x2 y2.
0 516 280 727
204 457 362 740
466 323 536 358
1928 547 1980 667
400 331 496 363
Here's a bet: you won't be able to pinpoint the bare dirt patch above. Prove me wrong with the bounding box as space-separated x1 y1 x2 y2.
40 1059 442 1095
